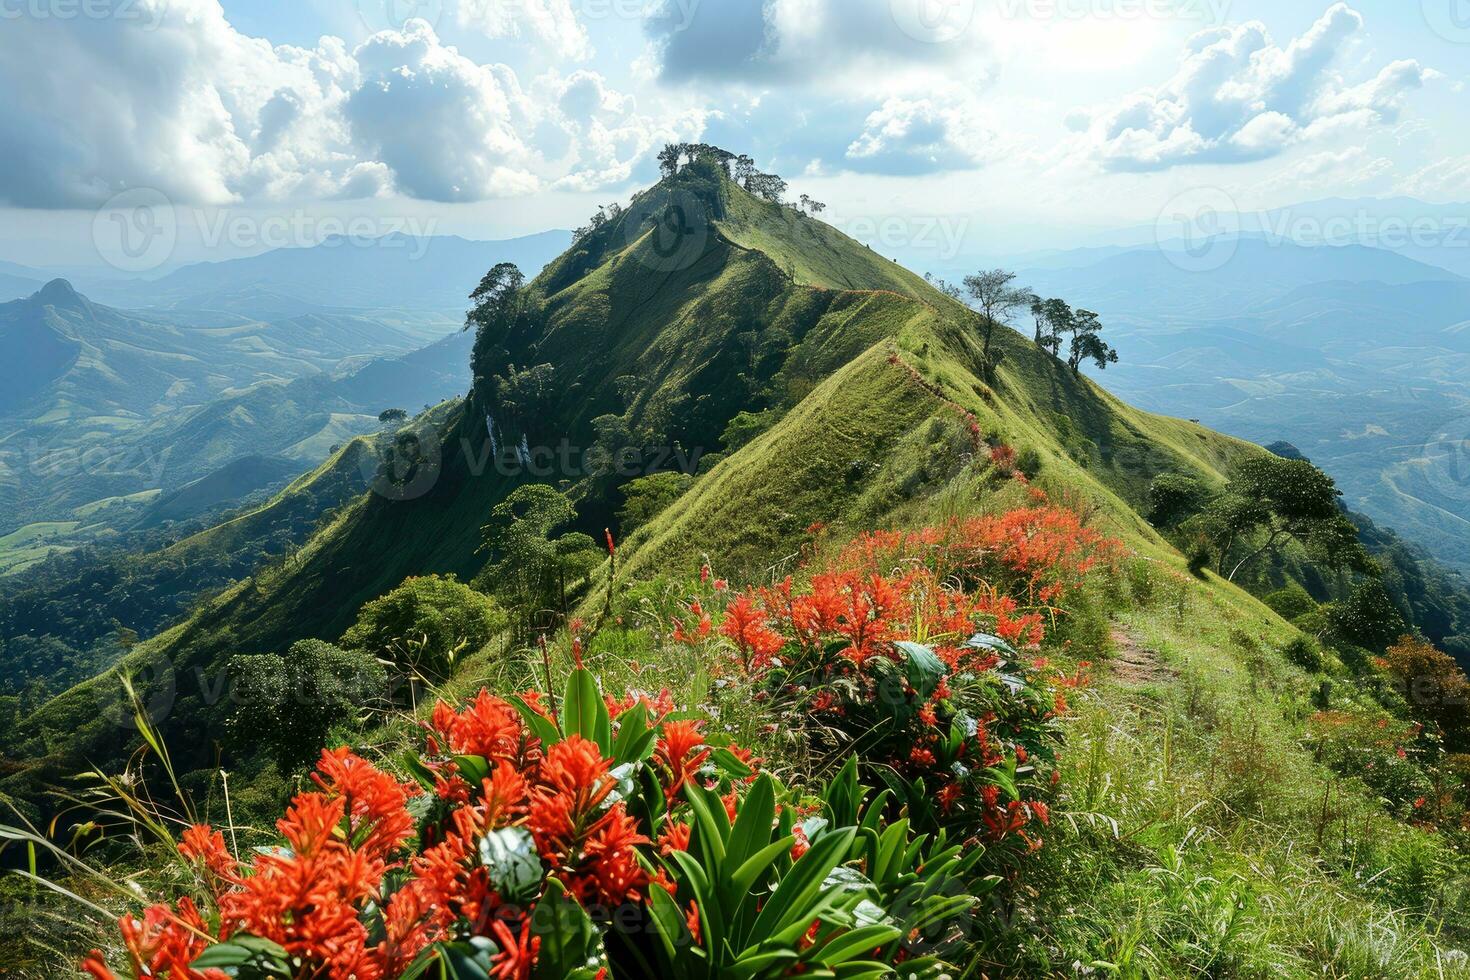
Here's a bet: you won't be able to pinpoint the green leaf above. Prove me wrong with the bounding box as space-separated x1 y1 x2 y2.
725 774 776 873
531 878 605 979
508 695 562 748
895 641 947 702
966 632 1017 657
453 754 490 786
611 702 657 765
750 828 856 940
670 849 724 958
191 934 291 975
563 667 611 750
817 924 903 964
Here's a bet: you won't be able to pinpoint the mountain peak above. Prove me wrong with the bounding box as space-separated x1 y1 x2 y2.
33 278 90 312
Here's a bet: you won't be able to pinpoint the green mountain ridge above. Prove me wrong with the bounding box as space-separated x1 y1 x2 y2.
4 163 1271 799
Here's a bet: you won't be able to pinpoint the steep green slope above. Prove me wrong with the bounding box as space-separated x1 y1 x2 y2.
0 437 380 710
0 165 1288 805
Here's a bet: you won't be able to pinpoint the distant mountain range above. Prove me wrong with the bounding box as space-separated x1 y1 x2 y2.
987 234 1470 574
0 233 568 563
0 232 572 323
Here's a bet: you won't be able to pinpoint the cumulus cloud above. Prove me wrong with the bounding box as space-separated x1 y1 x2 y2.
845 97 995 175
0 0 360 208
0 3 681 208
455 0 593 61
645 0 986 86
346 21 541 201
1083 4 1434 172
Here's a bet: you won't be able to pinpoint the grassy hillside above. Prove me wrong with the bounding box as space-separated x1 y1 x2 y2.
8 161 1470 976
3 164 1266 790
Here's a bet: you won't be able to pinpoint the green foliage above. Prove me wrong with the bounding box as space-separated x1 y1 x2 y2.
341 574 506 679
1204 454 1370 582
1279 635 1324 672
721 409 779 452
1328 579 1407 653
1264 584 1319 621
225 640 386 771
1148 473 1209 529
616 472 693 536
473 485 601 629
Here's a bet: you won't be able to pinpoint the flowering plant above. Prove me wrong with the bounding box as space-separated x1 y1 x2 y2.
75 664 983 980
676 506 1120 857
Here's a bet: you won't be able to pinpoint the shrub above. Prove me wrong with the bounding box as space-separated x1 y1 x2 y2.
341 574 506 679
1382 634 1470 750
1015 446 1044 480
1185 535 1212 577
1328 580 1407 653
616 471 693 535
1309 710 1433 811
1148 473 1209 528
1280 634 1324 673
80 669 984 980
721 409 778 451
664 501 1120 864
226 640 386 771
1264 584 1318 622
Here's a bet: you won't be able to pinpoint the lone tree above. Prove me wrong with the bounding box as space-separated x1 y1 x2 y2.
1033 297 1072 357
1065 309 1118 374
474 485 601 632
465 261 527 382
378 408 408 427
1204 454 1370 582
962 268 1030 377
466 262 525 334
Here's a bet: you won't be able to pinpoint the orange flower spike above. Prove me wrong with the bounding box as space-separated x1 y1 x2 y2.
720 592 787 671
179 824 240 888
80 952 119 980
312 747 419 865
658 820 692 855
656 719 711 803
489 917 540 980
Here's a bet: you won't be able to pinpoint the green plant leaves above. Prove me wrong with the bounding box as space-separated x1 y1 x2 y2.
895 641 947 702
191 934 291 976
531 878 606 979
563 667 612 750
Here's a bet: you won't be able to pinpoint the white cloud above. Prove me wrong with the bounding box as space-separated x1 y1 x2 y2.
845 97 995 175
346 21 541 201
1398 156 1470 200
1084 4 1434 172
455 0 593 61
0 4 684 208
645 0 987 88
0 0 360 208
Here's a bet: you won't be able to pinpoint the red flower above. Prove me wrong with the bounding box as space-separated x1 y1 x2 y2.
720 593 786 671
179 824 239 890
109 899 227 980
656 720 711 803
658 821 692 855
433 691 530 766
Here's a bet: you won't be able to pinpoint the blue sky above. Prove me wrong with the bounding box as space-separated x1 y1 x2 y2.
0 0 1466 268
